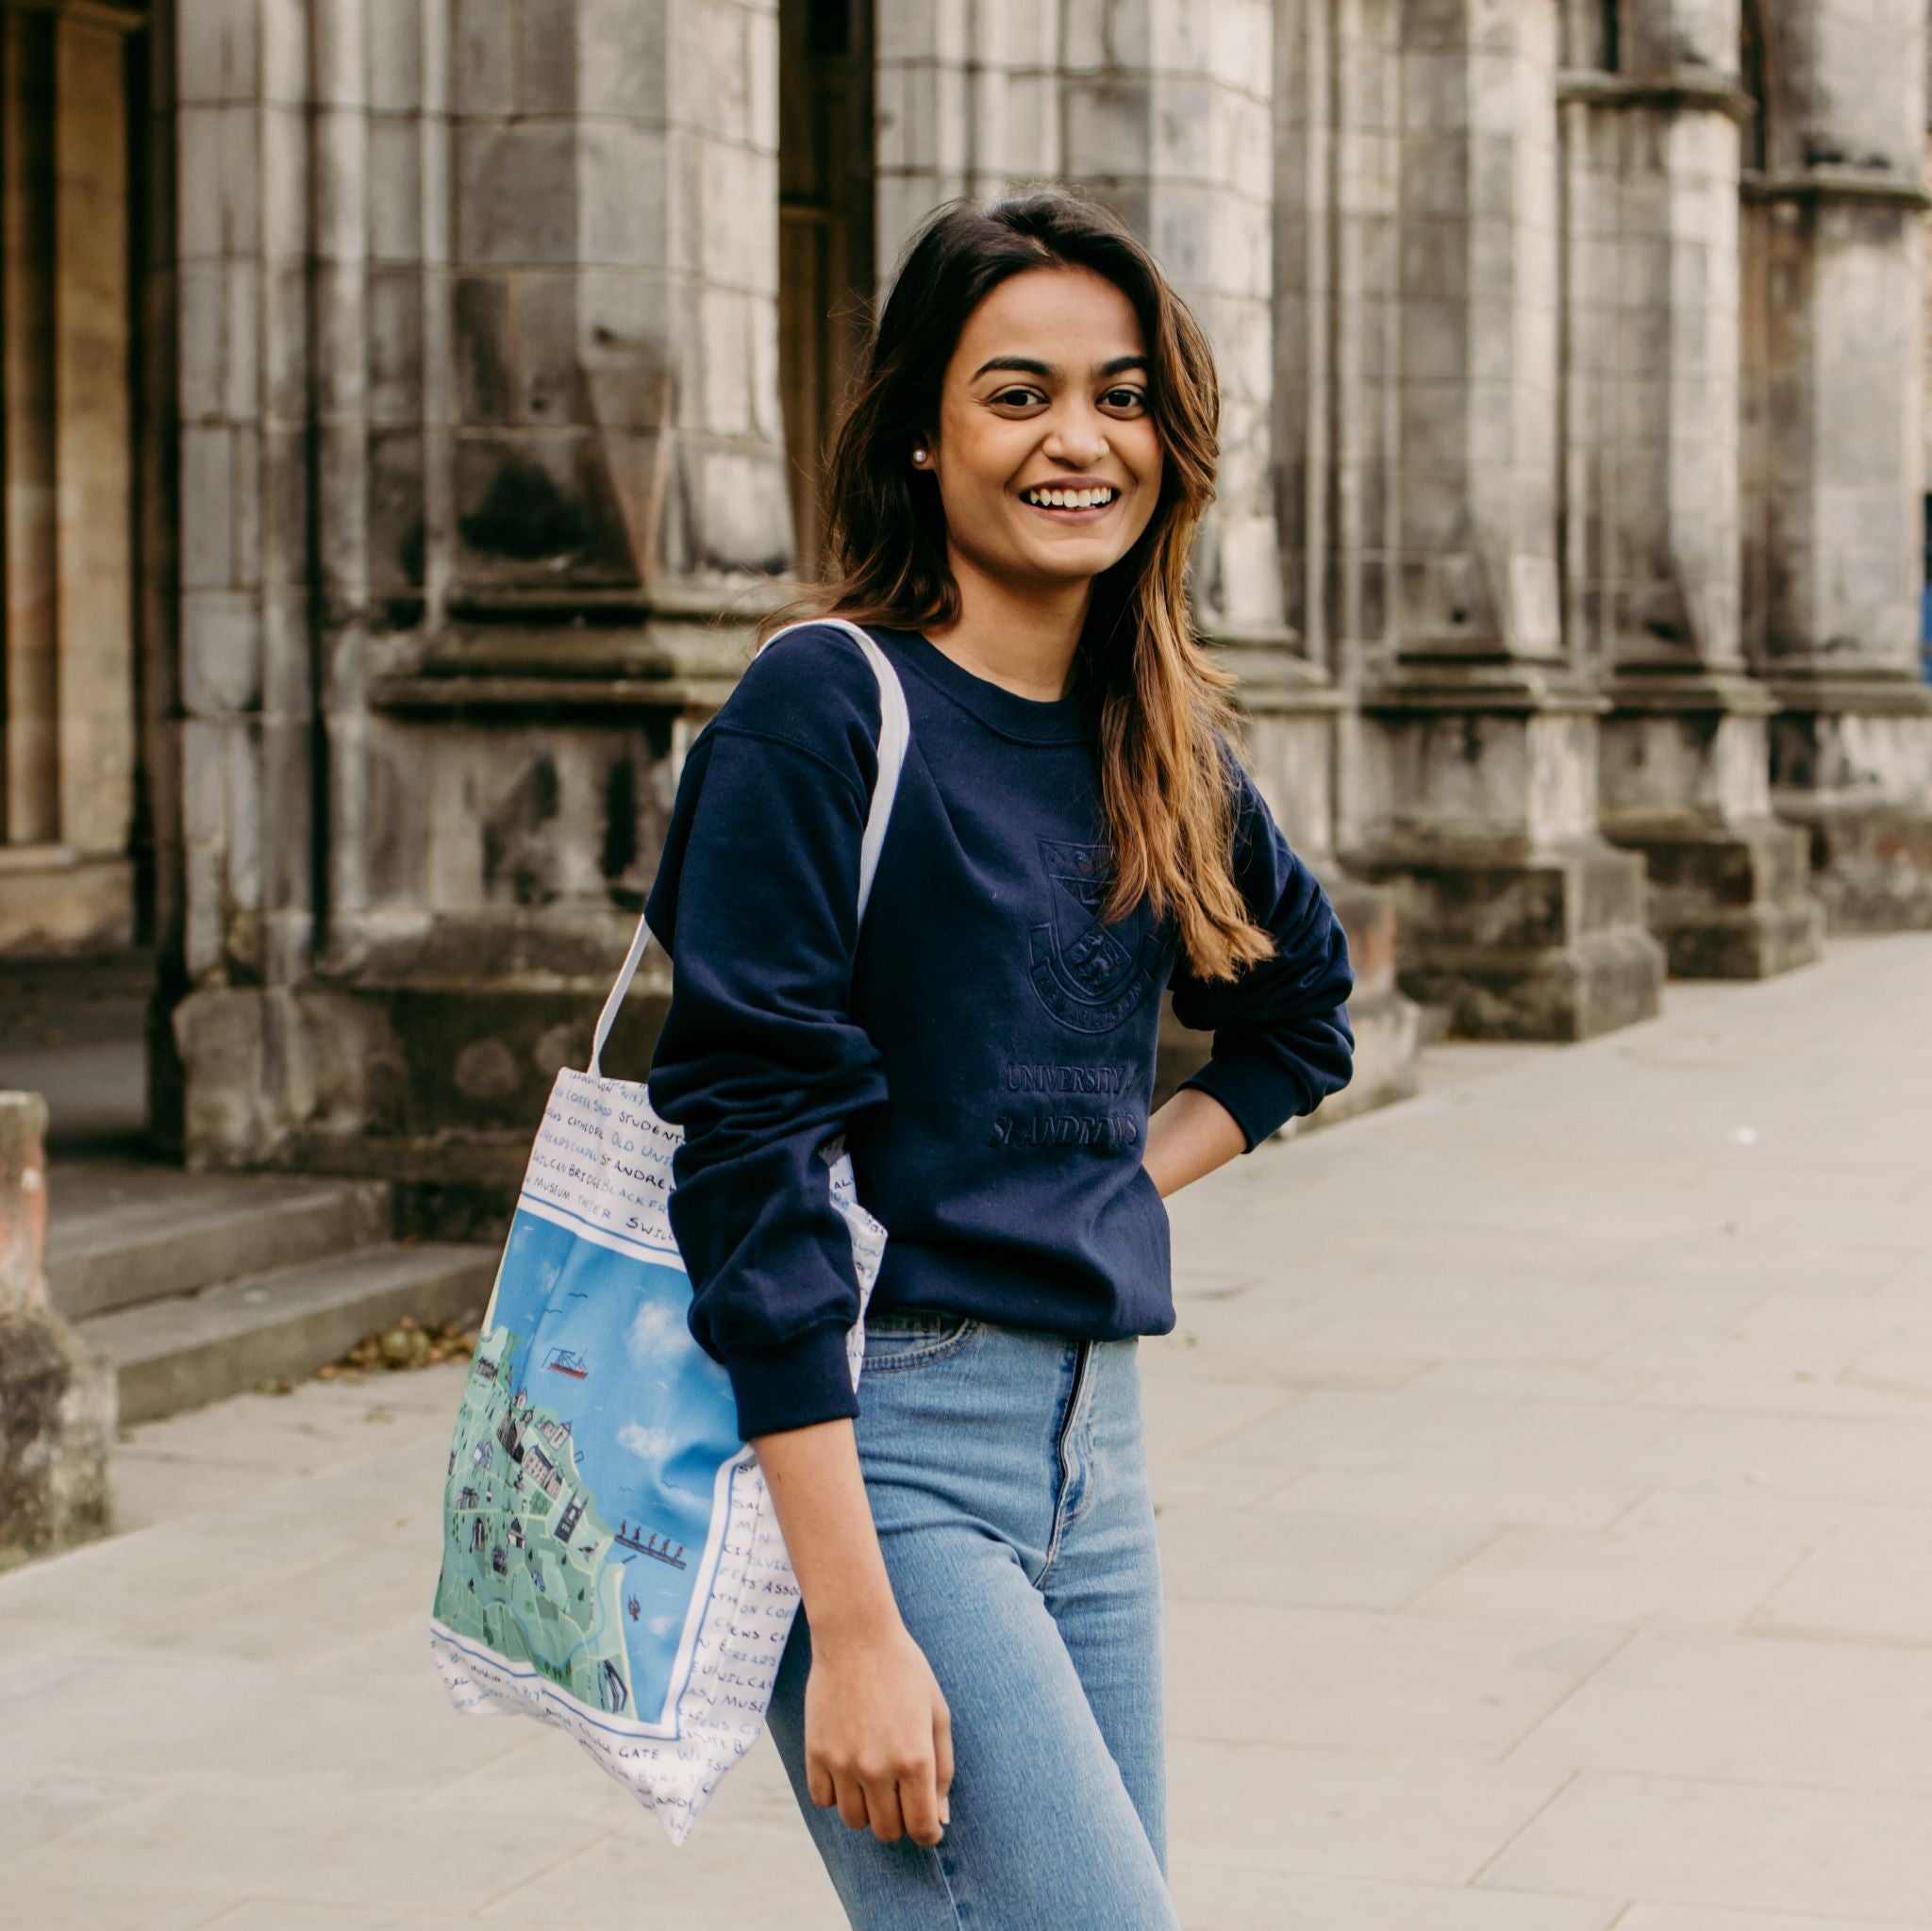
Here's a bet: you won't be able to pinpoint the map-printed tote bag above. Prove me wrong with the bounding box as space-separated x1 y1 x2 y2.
429 619 908 1845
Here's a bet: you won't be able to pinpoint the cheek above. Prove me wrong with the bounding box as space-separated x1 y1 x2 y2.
1124 434 1165 534
939 433 1026 533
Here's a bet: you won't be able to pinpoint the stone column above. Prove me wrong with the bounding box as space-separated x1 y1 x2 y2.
873 4 1063 272
159 0 325 1160
445 0 791 596
1564 0 1824 976
1742 0 1932 928
1046 0 1412 1116
0 1090 114 1562
162 0 799 1192
1259 0 1420 1115
1346 0 1666 1039
1058 0 1280 632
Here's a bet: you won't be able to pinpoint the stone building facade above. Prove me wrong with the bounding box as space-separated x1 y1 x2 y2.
1 0 1929 1210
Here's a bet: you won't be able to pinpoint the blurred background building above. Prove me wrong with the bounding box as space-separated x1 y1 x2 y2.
1 3 1928 1311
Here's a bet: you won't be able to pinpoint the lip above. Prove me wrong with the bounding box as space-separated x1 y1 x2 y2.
1015 483 1123 524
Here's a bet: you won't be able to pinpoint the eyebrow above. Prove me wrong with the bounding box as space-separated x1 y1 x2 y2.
970 354 1149 382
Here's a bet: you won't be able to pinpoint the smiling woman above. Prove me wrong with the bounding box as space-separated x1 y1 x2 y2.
641 192 1356 1928
782 196 1262 976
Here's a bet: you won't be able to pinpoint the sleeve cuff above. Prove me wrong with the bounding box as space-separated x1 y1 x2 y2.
726 1319 862 1441
1178 1054 1295 1154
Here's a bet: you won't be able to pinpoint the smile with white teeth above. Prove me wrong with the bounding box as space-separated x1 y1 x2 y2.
1022 484 1119 509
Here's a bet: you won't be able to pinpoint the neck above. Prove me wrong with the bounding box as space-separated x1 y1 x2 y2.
924 548 1091 702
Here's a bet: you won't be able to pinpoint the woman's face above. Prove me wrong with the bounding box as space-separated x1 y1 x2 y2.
923 265 1164 594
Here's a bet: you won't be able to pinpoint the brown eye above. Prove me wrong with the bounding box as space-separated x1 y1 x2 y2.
990 386 1043 408
1102 387 1146 412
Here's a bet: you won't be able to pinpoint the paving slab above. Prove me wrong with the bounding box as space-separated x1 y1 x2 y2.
1480 1771 1932 1923
1 936 1927 1927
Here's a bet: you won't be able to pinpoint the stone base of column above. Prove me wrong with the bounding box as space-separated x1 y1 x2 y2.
1318 872 1423 1121
1599 674 1826 979
1610 821 1824 978
1 1090 116 1565
1786 804 1932 929
153 970 673 1240
0 1311 117 1563
1770 675 1932 933
1348 839 1666 1041
1352 665 1666 1040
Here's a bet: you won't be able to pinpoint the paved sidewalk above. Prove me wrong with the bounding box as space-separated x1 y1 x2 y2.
3 939 1929 1929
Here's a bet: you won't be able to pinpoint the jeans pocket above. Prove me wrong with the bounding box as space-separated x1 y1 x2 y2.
860 1309 979 1373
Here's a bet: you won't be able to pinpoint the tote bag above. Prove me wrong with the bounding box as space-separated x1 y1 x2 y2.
429 619 908 1845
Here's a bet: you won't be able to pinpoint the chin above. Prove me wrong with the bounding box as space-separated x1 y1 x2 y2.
1014 540 1129 581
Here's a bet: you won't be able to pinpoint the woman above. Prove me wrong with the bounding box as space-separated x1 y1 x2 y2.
643 194 1355 1927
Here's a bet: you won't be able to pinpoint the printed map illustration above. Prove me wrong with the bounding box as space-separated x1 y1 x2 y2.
433 1204 746 1732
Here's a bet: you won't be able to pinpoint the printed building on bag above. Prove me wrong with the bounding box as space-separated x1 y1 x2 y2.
2 3 1931 1407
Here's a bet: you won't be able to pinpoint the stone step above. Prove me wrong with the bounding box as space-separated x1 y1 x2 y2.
80 1240 498 1425
45 1160 392 1321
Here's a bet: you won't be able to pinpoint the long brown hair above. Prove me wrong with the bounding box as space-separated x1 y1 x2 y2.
767 192 1272 982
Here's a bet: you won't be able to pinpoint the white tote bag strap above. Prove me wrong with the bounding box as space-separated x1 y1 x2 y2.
587 618 910 1077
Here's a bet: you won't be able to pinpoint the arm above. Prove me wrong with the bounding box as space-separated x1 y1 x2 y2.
644 649 888 1439
1142 1085 1248 1198
754 1421 953 1846
1163 763 1356 1168
643 632 948 1842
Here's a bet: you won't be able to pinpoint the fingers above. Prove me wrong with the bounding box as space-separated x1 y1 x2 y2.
861 1769 904 1838
833 1772 872 1835
895 1757 943 1847
932 1697 955 1814
822 1758 940 1847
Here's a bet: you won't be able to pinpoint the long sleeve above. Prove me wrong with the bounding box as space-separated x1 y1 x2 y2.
642 634 888 1440
1168 765 1356 1149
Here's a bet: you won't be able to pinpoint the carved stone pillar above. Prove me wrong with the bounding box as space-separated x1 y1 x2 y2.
164 0 790 1192
1346 0 1665 1037
1744 0 1932 928
1564 0 1824 976
1250 0 1420 1113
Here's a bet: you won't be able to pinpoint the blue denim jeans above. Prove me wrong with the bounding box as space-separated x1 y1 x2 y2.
765 1311 1178 1929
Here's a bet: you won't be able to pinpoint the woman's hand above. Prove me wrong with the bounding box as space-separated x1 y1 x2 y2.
752 1418 954 1845
805 1614 954 1845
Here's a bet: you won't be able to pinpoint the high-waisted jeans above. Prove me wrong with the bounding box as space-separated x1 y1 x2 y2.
765 1311 1179 1929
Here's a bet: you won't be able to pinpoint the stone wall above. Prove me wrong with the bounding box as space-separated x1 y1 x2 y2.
113 0 1932 1196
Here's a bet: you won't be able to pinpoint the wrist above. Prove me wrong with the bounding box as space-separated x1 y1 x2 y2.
806 1585 904 1655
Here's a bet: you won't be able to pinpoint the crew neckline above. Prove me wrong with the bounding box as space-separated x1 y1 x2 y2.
882 628 1096 745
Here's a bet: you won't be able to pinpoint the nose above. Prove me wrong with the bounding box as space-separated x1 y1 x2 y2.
1041 399 1110 470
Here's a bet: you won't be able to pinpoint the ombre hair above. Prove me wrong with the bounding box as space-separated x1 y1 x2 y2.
766 192 1272 981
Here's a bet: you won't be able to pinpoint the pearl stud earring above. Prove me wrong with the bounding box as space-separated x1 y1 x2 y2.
912 447 928 465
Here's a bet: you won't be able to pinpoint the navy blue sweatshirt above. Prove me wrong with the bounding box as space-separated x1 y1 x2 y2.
642 624 1355 1439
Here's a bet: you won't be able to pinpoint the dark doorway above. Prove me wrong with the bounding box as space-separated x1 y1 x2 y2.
0 0 151 1157
777 0 876 578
